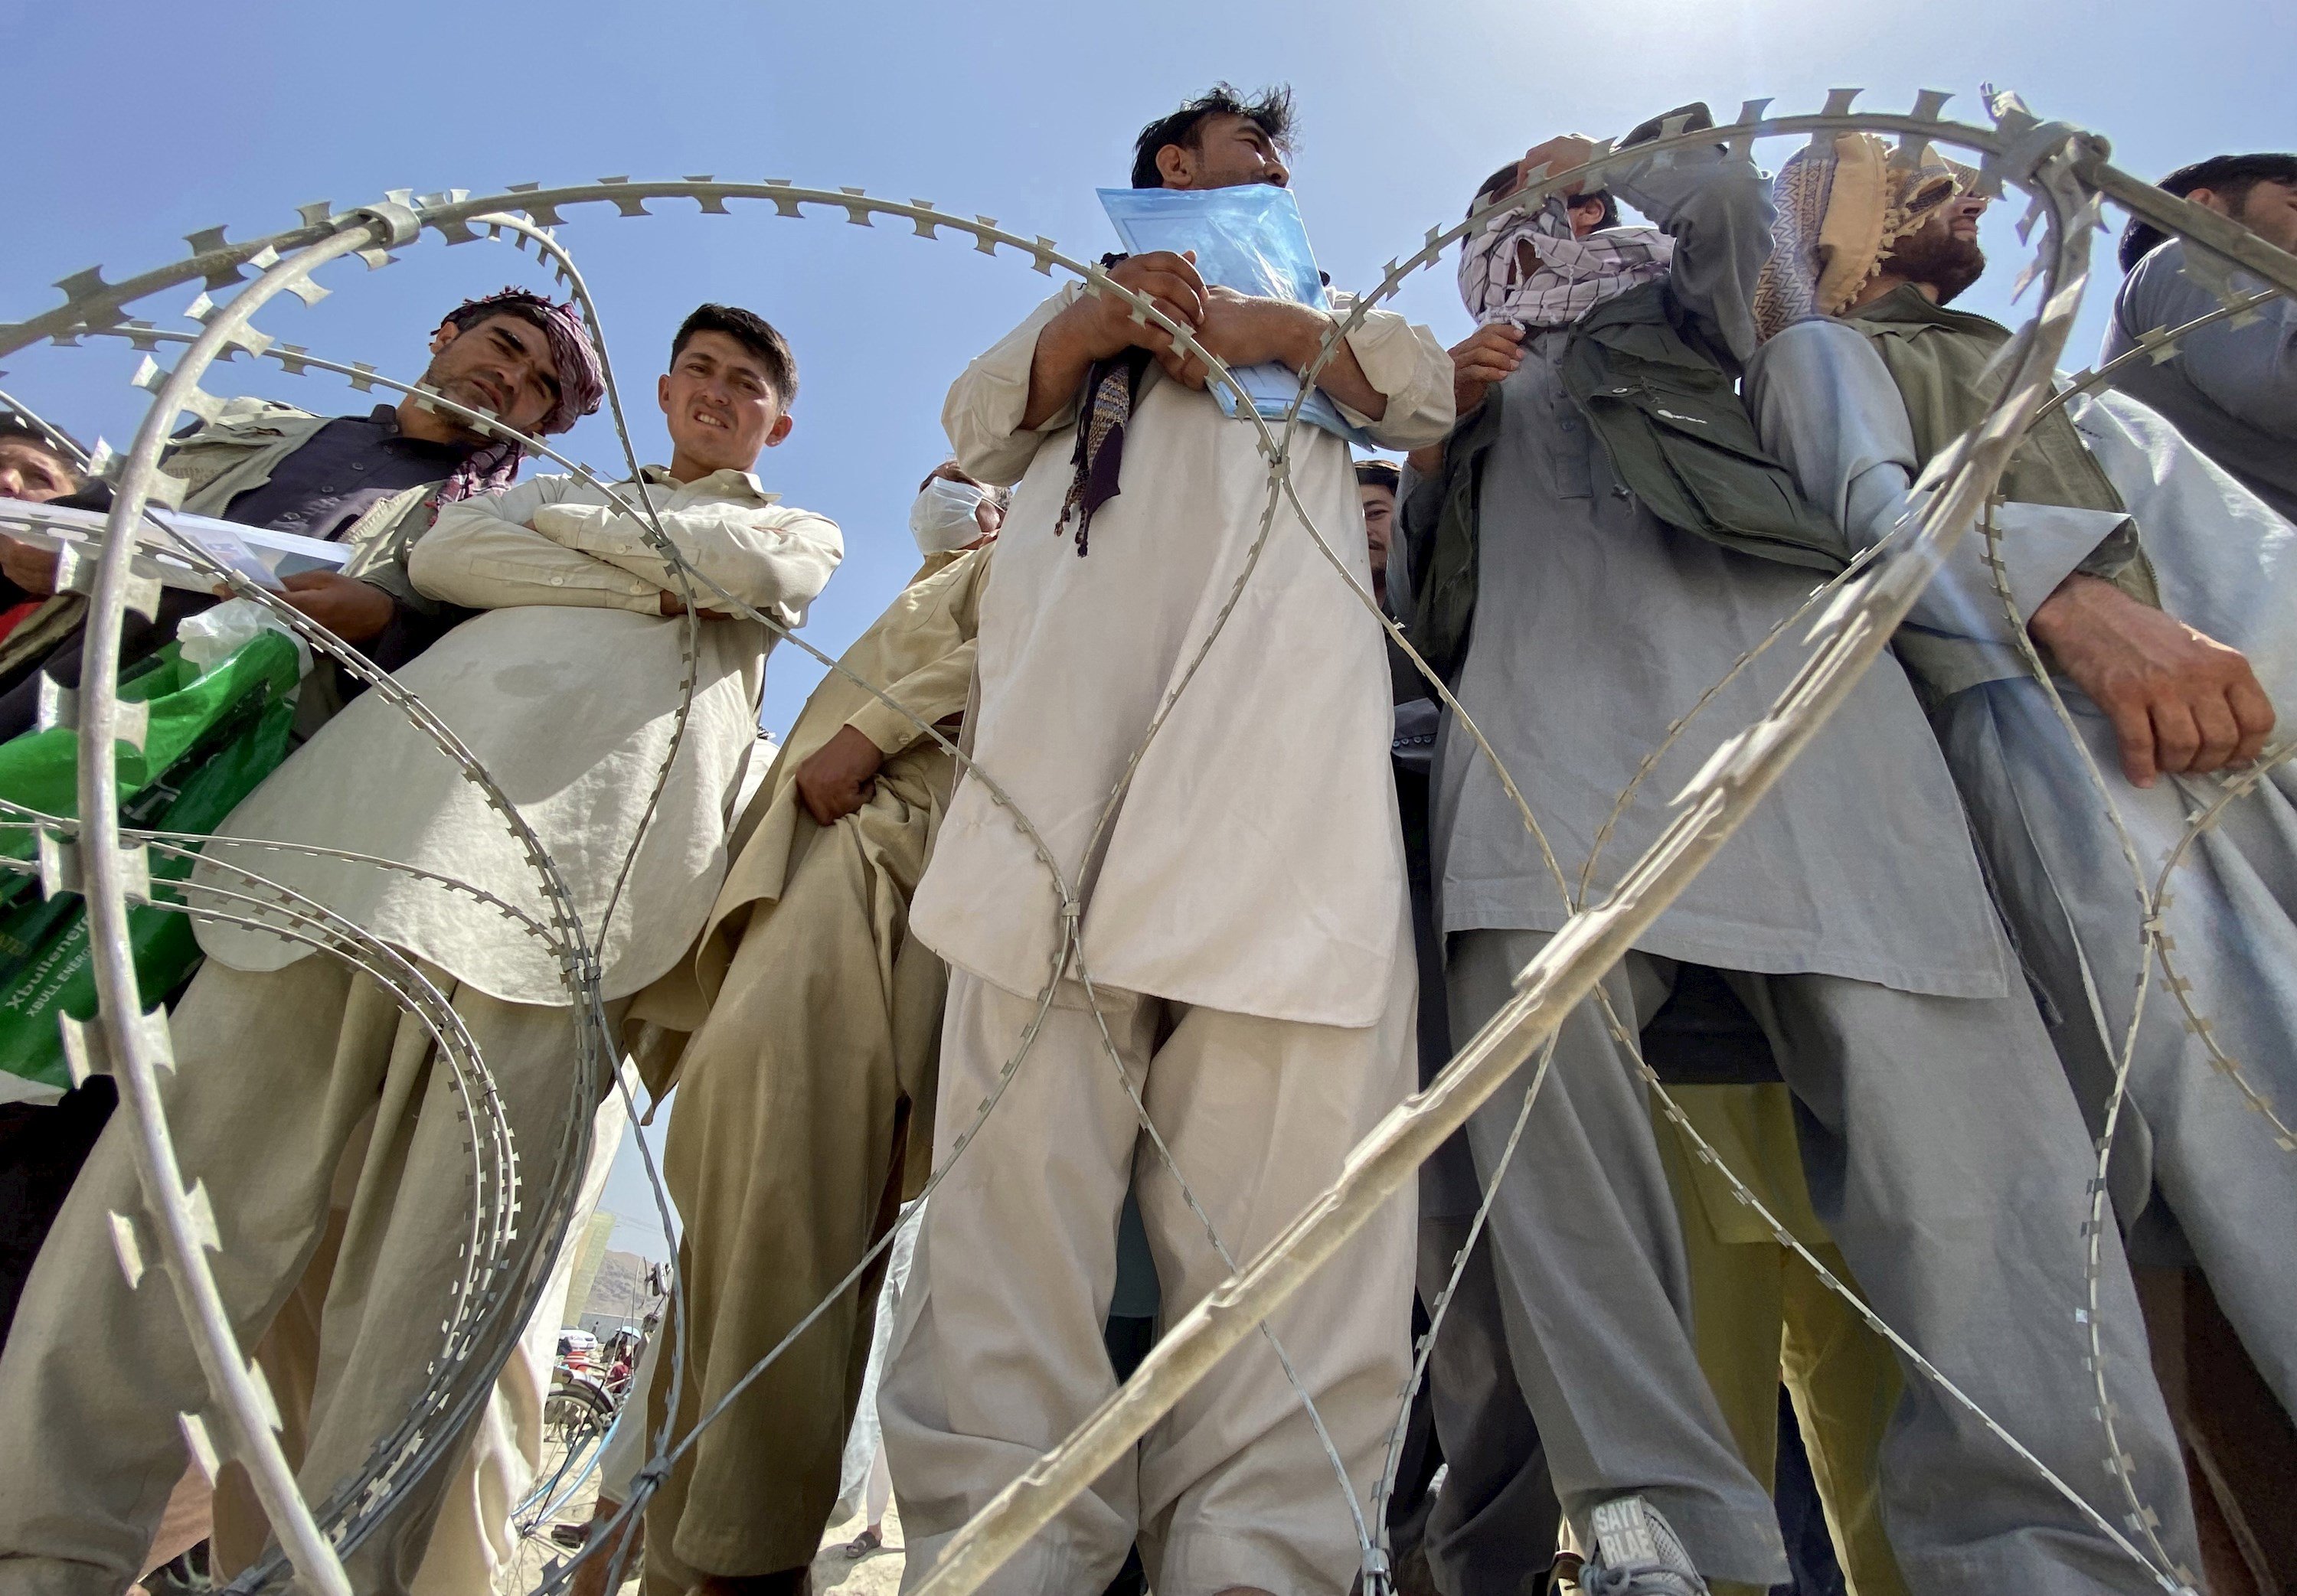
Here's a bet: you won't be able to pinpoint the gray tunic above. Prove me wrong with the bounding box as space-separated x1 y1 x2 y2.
2103 238 2297 523
1422 151 2007 998
1750 318 2297 1418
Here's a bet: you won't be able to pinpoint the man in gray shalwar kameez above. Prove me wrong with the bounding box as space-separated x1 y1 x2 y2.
1403 117 2196 1594
2103 152 2297 522
1746 130 2297 1579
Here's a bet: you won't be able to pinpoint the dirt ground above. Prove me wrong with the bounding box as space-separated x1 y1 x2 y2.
501 1438 907 1595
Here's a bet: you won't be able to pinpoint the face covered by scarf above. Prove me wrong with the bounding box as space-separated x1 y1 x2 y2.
1456 194 1675 330
1751 134 1969 344
433 287 607 503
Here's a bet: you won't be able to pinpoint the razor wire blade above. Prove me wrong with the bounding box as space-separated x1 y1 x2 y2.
5 87 2291 1596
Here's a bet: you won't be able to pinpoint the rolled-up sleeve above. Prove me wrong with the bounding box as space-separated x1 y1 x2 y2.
528 500 844 628
413 481 665 612
1330 296 1456 450
943 289 1080 485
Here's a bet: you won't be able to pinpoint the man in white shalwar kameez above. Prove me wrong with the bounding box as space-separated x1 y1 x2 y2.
0 304 839 1596
1746 132 2297 1579
877 86 1452 1596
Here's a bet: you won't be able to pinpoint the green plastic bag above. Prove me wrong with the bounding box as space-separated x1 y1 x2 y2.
0 633 301 873
0 634 301 1101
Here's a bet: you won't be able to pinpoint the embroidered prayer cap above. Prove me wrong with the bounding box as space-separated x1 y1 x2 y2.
433 287 607 502
1753 132 1972 343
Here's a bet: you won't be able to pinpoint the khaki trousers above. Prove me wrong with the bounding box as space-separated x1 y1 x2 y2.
881 947 1418 1596
211 1079 631 1594
1653 1085 1907 1596
645 770 943 1585
0 955 611 1596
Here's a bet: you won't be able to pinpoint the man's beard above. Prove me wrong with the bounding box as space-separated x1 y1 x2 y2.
417 364 502 439
1880 230 1986 305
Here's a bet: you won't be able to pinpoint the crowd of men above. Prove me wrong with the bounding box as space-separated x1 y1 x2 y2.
0 82 2292 1596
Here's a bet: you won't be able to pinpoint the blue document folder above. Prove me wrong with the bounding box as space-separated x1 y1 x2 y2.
1098 184 1370 443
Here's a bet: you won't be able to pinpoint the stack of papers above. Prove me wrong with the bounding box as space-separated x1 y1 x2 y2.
0 501 351 592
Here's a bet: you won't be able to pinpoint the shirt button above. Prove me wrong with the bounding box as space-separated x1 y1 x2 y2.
550 576 565 586
319 485 337 494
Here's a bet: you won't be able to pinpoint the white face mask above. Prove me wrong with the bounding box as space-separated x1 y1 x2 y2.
910 477 988 556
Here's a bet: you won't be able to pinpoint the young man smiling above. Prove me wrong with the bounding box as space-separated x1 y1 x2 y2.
0 304 839 1596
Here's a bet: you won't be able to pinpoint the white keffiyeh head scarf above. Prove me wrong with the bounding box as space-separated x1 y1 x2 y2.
1457 195 1675 330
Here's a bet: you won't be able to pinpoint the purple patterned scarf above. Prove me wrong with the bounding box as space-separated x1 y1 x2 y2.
1055 256 1153 556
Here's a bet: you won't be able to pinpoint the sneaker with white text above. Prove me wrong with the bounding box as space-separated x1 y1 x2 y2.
1580 1496 1710 1596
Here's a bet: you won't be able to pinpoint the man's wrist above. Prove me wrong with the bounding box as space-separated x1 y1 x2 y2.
2029 572 2116 645
1272 302 1333 370
1047 298 1119 364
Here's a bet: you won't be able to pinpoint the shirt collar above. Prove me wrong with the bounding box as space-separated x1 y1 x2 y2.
1845 282 2007 341
636 463 779 503
360 403 479 461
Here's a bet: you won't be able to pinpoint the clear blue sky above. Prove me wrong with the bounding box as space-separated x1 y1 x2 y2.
5 0 2282 1259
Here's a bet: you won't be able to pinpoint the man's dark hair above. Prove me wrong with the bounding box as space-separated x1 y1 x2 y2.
0 413 83 475
671 303 800 404
2119 152 2297 273
1469 160 1619 231
444 294 554 339
1131 83 1296 190
1354 458 1401 494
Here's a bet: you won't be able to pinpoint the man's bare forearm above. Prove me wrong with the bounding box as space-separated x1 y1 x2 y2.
1275 306 1387 420
1021 306 1103 431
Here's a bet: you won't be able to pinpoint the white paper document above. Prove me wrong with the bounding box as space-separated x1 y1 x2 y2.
0 501 351 592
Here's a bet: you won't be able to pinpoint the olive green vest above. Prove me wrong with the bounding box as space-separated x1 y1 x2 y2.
1561 281 1845 573
1408 281 1842 682
1841 286 2155 606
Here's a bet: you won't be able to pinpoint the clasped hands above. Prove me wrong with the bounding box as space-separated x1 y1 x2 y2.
1056 250 1331 390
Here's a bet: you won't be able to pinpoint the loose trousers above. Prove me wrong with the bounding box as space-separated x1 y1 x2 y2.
881 955 1418 1596
1939 678 2297 1417
1413 1217 1559 1596
645 768 944 1585
211 1075 631 1594
0 955 613 1596
1446 928 2196 1595
1652 1085 1905 1596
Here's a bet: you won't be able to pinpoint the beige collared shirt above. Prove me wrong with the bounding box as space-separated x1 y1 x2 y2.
908 288 1454 1026
695 545 989 991
189 468 841 1006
